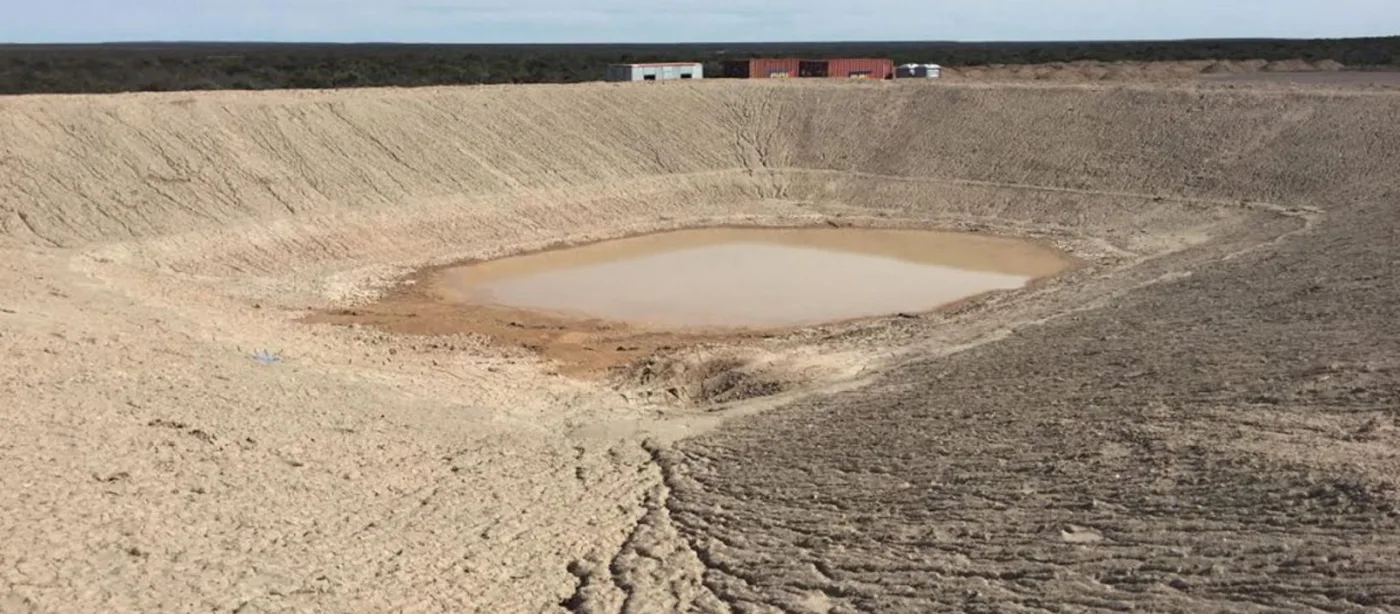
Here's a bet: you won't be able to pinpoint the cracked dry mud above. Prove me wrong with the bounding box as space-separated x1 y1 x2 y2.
2 77 1399 613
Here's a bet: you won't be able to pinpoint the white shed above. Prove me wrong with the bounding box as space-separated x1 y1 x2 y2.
605 62 704 82
897 63 943 79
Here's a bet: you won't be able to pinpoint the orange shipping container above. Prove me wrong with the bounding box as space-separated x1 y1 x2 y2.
722 58 802 79
825 58 894 80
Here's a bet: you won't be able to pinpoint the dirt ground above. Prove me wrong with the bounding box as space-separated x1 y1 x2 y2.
1 74 1398 612
939 58 1311 80
938 58 1400 89
1200 70 1400 87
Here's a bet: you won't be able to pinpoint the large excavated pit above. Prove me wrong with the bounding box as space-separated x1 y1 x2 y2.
2 82 1323 401
2 80 1398 611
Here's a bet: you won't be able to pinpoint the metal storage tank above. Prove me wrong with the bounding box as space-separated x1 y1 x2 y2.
826 58 895 80
896 63 942 79
605 62 703 82
721 58 802 79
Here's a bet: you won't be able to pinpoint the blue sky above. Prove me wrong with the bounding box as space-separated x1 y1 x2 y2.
6 0 1399 43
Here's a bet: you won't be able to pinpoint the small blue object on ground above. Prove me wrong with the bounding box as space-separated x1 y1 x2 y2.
252 350 283 365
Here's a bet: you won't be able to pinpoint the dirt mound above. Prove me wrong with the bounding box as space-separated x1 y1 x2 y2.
622 352 791 406
1263 59 1316 72
942 58 1344 82
2 80 1400 611
1202 60 1244 74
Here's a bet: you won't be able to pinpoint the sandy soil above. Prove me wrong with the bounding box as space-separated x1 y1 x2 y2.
938 58 1400 87
1201 70 1400 87
1 77 1398 612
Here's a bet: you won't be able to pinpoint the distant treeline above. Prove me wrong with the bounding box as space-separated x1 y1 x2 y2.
1 37 1397 95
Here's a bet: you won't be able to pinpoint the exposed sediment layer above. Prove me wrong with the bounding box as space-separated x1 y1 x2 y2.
2 80 1398 612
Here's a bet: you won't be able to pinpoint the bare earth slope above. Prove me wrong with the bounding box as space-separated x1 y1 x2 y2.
663 201 1400 612
2 80 1398 612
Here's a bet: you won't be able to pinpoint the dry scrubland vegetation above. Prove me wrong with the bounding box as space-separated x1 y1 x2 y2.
2 69 1400 611
0 36 1397 93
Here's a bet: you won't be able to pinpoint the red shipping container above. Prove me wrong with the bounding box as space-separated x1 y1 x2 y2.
750 58 802 79
723 58 802 79
721 58 893 79
825 58 894 80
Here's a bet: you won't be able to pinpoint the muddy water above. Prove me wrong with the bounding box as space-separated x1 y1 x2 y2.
437 227 1071 329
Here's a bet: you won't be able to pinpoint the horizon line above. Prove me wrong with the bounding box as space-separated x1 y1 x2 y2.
3 34 1397 47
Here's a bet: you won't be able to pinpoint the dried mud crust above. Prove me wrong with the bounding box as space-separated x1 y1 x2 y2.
657 202 1400 612
301 260 779 379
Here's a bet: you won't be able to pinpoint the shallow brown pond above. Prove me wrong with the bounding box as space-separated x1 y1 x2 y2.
436 227 1070 329
308 226 1072 376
